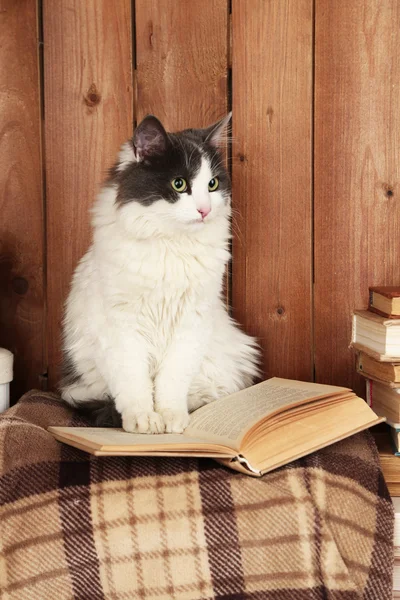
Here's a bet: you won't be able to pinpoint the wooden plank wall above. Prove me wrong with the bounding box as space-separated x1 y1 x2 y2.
0 0 45 400
231 0 314 381
2 1 400 397
314 0 400 395
135 0 228 128
43 0 133 387
135 0 229 299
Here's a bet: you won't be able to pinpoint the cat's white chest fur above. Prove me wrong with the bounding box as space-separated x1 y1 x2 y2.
89 185 229 343
95 238 224 348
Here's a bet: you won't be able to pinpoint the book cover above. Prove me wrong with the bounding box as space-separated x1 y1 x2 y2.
370 286 400 299
365 378 400 422
353 309 400 327
369 286 400 318
351 311 400 360
356 352 400 385
357 368 400 389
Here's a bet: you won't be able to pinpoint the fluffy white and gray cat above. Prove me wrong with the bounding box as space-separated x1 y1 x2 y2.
61 114 260 434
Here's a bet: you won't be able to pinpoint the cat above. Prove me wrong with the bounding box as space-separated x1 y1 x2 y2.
60 113 260 434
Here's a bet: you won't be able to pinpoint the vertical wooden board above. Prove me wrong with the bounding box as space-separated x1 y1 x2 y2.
135 0 229 302
43 0 133 387
0 0 44 400
314 1 400 394
232 1 313 380
135 0 228 128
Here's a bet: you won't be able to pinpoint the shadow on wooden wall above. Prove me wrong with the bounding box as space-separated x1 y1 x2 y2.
0 0 45 401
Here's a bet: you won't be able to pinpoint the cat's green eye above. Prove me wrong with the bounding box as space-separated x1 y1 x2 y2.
208 177 219 192
171 177 187 193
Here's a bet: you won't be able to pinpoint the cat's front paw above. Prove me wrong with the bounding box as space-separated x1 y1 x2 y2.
122 410 165 434
159 409 190 433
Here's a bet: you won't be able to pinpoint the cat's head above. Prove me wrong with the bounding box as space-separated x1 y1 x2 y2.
105 114 231 238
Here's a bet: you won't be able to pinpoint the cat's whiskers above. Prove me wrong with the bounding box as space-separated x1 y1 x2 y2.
230 209 245 247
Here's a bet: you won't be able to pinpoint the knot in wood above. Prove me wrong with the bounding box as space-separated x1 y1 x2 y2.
12 277 29 295
84 83 101 107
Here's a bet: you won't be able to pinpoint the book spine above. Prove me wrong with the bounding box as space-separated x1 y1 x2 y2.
0 349 12 414
366 379 373 407
369 289 374 307
232 454 261 475
217 456 261 477
390 426 400 454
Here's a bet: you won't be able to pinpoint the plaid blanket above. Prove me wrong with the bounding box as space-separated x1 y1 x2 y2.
0 391 394 600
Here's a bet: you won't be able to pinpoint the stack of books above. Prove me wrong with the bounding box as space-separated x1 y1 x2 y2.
351 286 400 454
394 498 400 597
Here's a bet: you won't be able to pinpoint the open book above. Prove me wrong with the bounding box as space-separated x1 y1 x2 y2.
49 378 384 477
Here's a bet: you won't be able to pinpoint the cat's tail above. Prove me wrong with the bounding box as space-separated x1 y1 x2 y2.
73 397 122 428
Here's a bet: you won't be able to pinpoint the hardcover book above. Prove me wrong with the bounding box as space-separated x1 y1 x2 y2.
351 310 400 361
365 378 400 423
391 427 400 455
357 351 400 386
369 286 400 319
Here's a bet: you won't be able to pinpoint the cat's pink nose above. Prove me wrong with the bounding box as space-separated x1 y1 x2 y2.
198 207 211 219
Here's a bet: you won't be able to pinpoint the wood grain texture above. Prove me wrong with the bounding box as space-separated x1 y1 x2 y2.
0 0 45 400
314 1 400 394
43 0 133 387
231 0 313 380
135 0 229 128
135 0 229 302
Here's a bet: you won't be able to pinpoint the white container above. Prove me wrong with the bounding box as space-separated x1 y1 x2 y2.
0 348 13 413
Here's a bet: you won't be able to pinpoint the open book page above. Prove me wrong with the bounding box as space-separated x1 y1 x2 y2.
184 378 350 449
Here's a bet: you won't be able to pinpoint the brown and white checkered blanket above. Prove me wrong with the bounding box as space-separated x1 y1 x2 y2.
0 391 394 599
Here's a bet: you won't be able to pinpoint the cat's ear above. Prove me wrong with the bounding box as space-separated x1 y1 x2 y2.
133 115 169 160
201 112 232 148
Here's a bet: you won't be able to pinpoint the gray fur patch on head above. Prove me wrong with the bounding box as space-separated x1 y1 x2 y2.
116 133 203 206
108 115 231 207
